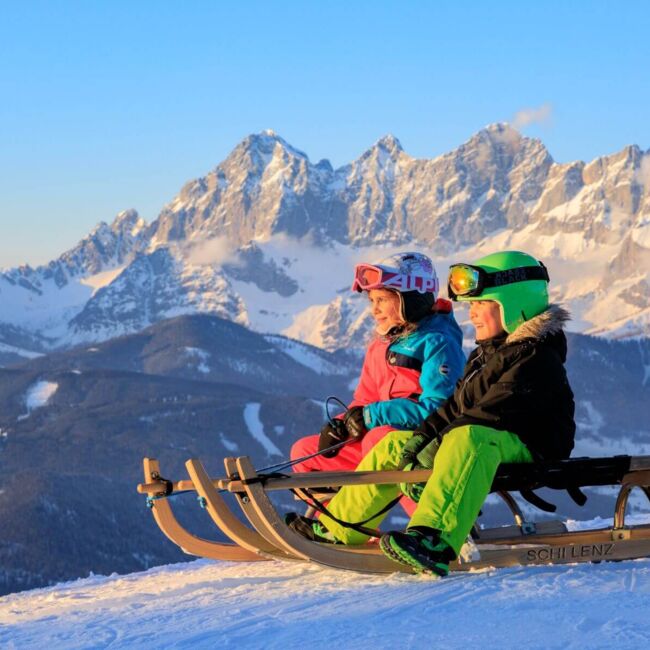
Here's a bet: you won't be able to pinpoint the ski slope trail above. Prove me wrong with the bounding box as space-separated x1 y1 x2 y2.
2 556 650 649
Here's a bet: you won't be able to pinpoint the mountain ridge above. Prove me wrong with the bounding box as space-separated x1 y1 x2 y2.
1 125 648 355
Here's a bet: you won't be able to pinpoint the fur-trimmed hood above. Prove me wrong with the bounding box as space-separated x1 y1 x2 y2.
506 304 571 344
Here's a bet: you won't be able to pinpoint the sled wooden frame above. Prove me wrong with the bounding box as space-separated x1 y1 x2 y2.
141 458 265 562
141 457 301 563
185 458 295 561
139 455 650 574
230 456 650 574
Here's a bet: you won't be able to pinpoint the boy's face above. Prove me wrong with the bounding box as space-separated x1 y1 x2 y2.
469 300 505 340
368 288 404 334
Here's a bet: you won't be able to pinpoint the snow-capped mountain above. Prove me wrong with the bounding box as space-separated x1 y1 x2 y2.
0 209 148 356
147 131 350 247
4 208 146 290
67 248 248 342
1 125 649 356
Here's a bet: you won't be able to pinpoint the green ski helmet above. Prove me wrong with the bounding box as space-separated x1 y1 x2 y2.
447 251 550 334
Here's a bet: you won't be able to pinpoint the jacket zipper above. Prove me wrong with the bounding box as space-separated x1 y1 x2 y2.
459 347 485 413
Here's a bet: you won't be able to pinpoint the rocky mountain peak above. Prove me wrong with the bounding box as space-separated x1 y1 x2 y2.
463 123 548 162
236 130 309 167
87 220 112 239
356 134 406 168
483 121 522 139
316 158 333 172
82 210 145 249
4 209 150 293
375 134 403 154
111 209 147 237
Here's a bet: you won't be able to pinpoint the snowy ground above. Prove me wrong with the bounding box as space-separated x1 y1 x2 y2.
2 549 650 649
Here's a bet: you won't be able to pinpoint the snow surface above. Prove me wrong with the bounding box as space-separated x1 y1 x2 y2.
184 347 211 374
218 432 239 453
0 342 43 360
24 381 58 412
2 551 650 649
243 403 282 457
263 335 346 376
0 271 96 337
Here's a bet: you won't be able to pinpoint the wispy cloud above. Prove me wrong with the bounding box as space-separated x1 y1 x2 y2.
186 236 240 266
512 103 553 129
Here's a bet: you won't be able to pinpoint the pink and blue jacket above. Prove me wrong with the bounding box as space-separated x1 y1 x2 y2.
351 300 466 430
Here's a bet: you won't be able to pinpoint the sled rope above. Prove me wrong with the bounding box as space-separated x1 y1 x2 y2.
242 395 401 536
290 486 402 538
143 396 353 506
143 435 353 507
256 438 354 474
146 490 195 507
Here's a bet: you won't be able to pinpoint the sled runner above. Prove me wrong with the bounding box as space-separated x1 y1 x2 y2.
141 458 267 562
138 454 650 574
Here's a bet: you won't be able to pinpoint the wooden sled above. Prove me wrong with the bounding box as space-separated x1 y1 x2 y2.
137 454 650 574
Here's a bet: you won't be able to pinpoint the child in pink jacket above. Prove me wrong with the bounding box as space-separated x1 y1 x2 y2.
290 252 465 478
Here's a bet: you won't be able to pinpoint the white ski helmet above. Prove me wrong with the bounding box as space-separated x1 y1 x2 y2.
351 251 439 323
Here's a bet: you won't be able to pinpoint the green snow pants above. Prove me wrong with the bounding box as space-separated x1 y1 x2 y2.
319 424 533 555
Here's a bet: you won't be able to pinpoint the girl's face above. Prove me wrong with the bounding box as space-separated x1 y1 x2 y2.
469 300 505 340
368 289 404 334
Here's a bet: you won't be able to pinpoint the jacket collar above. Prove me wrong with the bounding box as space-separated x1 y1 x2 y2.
506 304 571 344
477 332 508 355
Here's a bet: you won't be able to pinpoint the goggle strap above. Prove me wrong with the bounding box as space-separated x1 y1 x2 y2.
482 264 549 288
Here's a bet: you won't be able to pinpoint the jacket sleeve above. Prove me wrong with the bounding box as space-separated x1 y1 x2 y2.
363 333 465 430
416 350 477 439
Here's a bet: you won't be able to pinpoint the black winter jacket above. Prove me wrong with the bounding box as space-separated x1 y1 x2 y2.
418 304 576 460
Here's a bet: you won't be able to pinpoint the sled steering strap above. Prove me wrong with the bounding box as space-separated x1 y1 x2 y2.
291 486 401 538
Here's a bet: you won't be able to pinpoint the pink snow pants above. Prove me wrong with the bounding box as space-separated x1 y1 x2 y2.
290 425 417 516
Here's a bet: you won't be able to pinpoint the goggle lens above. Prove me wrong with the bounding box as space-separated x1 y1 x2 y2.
448 265 480 296
357 266 382 288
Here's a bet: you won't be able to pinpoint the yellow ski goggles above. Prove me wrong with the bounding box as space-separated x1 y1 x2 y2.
447 263 549 299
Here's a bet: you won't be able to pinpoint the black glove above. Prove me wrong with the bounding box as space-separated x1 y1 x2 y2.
399 465 426 503
415 436 441 470
398 431 441 502
318 420 349 458
399 431 429 470
343 406 367 440
398 411 444 469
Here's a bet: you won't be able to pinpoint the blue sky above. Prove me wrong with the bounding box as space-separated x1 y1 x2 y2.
1 1 648 268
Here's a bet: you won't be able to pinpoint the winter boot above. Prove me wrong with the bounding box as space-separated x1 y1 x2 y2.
285 513 338 544
379 527 455 576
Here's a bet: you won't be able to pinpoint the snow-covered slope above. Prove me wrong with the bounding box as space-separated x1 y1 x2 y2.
1 324 646 598
1 126 649 354
3 523 650 650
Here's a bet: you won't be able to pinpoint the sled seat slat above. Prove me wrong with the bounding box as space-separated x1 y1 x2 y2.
492 455 635 493
224 455 650 495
